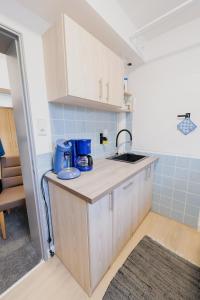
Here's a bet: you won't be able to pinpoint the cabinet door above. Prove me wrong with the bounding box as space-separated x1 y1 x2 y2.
113 177 139 258
49 183 91 294
144 165 153 215
138 165 153 224
64 16 99 102
103 48 124 107
108 51 124 107
88 193 113 290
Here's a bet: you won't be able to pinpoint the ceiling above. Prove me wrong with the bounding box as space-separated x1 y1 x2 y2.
116 0 200 40
14 0 144 68
14 0 200 63
116 0 186 28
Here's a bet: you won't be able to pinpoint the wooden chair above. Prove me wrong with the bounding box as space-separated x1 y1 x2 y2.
0 156 25 239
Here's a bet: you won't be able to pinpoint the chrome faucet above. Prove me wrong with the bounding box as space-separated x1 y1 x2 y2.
116 129 132 155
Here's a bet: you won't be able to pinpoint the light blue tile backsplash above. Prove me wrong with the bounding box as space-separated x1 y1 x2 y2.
152 153 200 229
37 103 200 230
49 103 120 158
125 112 133 151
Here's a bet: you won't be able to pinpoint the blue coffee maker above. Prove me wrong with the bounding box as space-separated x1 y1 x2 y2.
53 139 81 179
75 139 93 171
53 139 93 179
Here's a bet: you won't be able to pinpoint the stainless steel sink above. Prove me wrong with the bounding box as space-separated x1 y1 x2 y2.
107 153 147 164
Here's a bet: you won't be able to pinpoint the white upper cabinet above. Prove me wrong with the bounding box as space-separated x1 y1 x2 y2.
64 16 100 102
43 15 124 110
107 48 124 107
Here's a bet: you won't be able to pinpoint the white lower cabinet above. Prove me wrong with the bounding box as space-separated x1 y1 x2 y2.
88 194 113 290
88 167 153 291
49 164 154 296
138 165 153 224
112 176 139 258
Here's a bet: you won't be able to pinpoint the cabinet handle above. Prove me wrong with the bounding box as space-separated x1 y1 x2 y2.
99 79 103 101
109 192 113 211
148 165 152 178
145 167 148 180
106 82 109 102
145 165 151 180
123 181 134 190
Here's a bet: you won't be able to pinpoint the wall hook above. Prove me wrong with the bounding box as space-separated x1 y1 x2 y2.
177 113 191 119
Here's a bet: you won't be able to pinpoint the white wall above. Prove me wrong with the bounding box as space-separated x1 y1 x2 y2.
0 53 12 107
0 53 10 89
129 45 200 158
0 93 12 107
0 1 52 155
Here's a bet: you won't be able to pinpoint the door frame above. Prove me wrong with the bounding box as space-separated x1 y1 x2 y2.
0 23 47 259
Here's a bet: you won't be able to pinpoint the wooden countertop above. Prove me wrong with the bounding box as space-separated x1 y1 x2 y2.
46 156 158 204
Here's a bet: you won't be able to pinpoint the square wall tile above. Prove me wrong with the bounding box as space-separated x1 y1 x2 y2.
173 190 186 203
49 103 64 119
184 215 198 228
189 171 200 183
63 105 76 120
159 205 170 217
154 163 163 174
186 193 200 207
153 174 162 185
176 157 190 169
161 176 174 188
152 202 160 213
174 179 187 192
51 120 65 135
153 193 160 202
160 195 172 208
162 155 176 166
160 186 173 198
188 182 200 195
172 200 185 213
185 205 199 218
162 165 175 176
190 159 200 171
153 184 161 194
174 168 189 180
170 211 183 223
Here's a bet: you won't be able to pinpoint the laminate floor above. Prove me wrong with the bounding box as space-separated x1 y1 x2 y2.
2 212 200 300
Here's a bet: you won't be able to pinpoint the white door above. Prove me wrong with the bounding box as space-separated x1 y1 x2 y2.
88 194 113 290
113 177 138 258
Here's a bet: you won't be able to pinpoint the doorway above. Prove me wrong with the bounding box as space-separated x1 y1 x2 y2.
0 25 45 293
